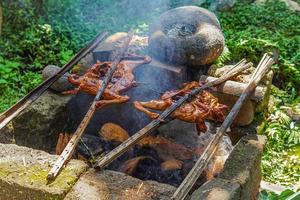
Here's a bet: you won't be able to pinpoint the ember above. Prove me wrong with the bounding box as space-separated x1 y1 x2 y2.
96 122 228 186
134 81 228 134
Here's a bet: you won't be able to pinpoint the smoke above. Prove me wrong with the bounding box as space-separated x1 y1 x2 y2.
45 0 200 39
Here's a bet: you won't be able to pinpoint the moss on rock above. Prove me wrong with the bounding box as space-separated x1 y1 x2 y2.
0 143 87 200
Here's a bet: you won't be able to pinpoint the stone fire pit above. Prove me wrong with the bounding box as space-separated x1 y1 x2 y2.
0 31 271 199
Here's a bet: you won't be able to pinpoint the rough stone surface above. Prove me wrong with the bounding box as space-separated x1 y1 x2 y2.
0 123 14 144
191 178 241 200
149 6 224 67
42 65 74 92
219 135 266 200
65 169 176 200
190 135 266 200
13 91 72 152
0 143 87 200
78 52 94 73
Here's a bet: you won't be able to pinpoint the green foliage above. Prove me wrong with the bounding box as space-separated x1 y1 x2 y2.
0 56 42 112
259 189 300 200
0 0 178 113
217 0 300 89
0 1 73 112
259 87 300 187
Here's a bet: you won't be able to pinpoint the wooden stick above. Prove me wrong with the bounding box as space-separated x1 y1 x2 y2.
94 59 252 169
47 30 134 181
171 54 275 200
200 75 265 102
0 31 109 130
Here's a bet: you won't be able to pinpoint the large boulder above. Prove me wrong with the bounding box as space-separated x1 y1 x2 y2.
42 65 74 92
12 91 73 152
148 6 224 67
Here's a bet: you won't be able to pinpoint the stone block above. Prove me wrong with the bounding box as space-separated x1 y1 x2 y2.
65 169 176 200
0 143 87 200
191 178 241 200
219 135 266 200
190 135 266 200
13 91 72 152
42 65 74 92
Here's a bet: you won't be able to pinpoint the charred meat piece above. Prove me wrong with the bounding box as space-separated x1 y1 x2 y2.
133 81 228 134
63 54 151 109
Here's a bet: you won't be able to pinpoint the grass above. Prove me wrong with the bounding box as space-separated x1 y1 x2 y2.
0 0 299 193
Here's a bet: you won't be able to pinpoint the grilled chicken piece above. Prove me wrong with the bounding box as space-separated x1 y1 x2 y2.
133 81 228 134
63 54 151 109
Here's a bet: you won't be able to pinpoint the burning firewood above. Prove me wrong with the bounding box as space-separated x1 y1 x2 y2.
138 135 196 161
63 54 151 109
133 81 228 134
55 133 93 162
100 123 201 161
55 133 73 155
119 156 153 175
160 159 184 171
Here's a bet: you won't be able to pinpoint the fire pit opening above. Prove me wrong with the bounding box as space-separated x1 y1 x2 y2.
164 23 197 38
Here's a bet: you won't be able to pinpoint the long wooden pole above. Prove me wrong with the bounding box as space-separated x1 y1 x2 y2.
47 30 134 181
94 59 253 169
0 31 109 130
171 54 275 200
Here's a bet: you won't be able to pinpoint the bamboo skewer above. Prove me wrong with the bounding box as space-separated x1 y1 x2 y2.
94 59 253 169
171 54 275 200
47 30 134 181
0 31 109 130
